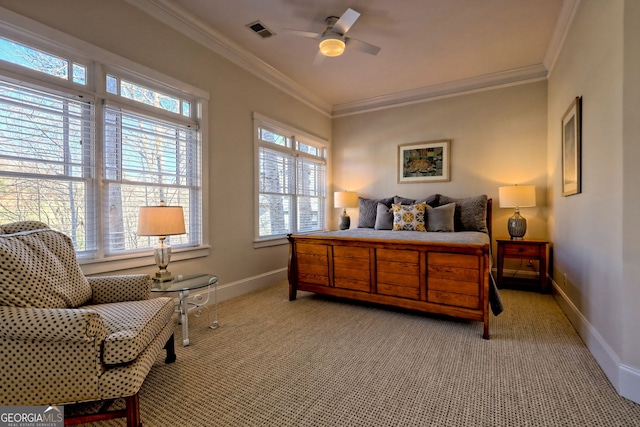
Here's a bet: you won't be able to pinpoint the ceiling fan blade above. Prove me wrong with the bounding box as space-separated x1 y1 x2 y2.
312 50 326 65
346 38 381 56
333 8 360 34
282 29 322 39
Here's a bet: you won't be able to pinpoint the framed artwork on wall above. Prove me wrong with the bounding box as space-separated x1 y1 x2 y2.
561 97 582 196
398 139 451 183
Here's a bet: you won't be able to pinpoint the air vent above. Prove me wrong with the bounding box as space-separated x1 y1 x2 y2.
246 21 275 39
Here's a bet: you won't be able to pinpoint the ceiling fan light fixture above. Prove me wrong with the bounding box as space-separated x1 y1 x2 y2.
319 35 346 57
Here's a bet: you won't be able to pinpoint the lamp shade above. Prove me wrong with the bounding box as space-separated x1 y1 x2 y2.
334 191 358 208
498 185 536 208
137 205 186 237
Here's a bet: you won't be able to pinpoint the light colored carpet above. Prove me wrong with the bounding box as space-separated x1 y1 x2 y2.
78 281 640 426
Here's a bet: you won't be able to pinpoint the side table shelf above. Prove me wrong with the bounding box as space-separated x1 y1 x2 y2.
496 239 549 293
151 273 219 346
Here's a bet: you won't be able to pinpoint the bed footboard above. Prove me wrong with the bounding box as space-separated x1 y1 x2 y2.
288 234 491 339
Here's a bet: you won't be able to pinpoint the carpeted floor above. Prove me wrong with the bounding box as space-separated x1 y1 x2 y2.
77 281 640 426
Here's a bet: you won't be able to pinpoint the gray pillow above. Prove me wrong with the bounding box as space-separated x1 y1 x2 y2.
358 197 394 228
394 194 439 207
438 194 488 233
427 203 455 232
374 203 394 230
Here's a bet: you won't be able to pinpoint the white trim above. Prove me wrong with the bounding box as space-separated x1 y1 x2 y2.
332 66 548 117
253 237 288 249
551 278 640 404
543 0 582 77
620 364 640 404
162 268 288 306
252 112 328 144
80 246 210 276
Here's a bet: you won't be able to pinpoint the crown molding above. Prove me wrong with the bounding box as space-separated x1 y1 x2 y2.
127 0 577 118
543 0 581 75
331 65 548 117
125 0 333 117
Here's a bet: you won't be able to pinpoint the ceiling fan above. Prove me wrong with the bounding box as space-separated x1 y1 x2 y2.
284 8 381 64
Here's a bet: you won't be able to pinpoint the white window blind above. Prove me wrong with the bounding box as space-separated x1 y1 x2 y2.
258 146 294 236
296 156 326 233
104 106 201 254
255 116 326 241
0 78 96 254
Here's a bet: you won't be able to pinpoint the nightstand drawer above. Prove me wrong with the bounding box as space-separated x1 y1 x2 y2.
503 244 540 257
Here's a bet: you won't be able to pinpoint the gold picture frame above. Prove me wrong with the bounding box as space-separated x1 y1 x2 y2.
561 97 582 196
398 139 451 183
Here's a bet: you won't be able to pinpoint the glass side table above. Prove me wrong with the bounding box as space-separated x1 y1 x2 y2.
151 273 219 346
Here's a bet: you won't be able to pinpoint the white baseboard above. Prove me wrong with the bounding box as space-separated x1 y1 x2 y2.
551 278 640 404
183 268 287 304
215 268 288 302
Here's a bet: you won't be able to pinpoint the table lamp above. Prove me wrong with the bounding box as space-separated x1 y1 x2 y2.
334 191 358 230
137 201 186 281
498 185 536 240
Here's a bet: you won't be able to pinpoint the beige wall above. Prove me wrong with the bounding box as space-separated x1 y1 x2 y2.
0 0 331 292
3 0 638 404
332 81 549 246
622 0 640 381
548 0 639 403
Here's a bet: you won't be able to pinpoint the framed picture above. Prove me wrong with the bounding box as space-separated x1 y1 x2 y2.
561 97 582 196
398 139 451 183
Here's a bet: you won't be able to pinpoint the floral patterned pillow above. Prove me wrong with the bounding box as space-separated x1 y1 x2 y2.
392 202 427 231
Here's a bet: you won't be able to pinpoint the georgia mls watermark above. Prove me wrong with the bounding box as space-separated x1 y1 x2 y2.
0 405 63 427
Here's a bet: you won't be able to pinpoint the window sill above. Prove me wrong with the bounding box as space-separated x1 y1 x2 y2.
253 237 288 248
253 230 329 248
79 245 210 276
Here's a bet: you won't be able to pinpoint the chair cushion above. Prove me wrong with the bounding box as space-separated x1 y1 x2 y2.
0 228 92 308
86 297 175 365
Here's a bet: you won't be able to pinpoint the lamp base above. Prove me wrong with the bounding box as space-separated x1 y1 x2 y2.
154 270 173 282
339 209 351 230
507 209 527 240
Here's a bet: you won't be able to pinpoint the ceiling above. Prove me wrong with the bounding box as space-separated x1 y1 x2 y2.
129 0 575 116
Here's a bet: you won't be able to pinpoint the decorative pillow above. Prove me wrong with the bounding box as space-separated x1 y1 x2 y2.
0 228 92 308
394 194 439 207
357 196 394 228
426 203 455 232
392 202 427 231
438 194 488 233
374 203 394 230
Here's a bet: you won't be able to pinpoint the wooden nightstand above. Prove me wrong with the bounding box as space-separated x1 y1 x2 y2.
496 238 549 293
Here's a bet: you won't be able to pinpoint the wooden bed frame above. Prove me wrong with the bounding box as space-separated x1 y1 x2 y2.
288 199 493 338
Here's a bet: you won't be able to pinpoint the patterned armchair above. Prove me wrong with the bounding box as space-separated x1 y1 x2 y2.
0 221 176 427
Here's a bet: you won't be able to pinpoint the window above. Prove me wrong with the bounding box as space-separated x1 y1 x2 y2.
0 26 207 269
254 113 327 244
103 106 200 254
0 80 96 255
0 36 88 85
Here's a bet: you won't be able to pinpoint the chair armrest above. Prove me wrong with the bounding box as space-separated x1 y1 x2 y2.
88 274 151 304
0 306 106 343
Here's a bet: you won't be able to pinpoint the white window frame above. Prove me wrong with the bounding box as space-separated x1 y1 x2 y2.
0 8 210 274
253 112 328 248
